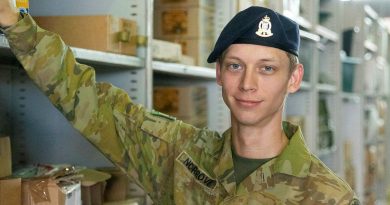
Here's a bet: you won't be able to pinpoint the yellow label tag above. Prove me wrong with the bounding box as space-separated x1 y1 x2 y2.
16 0 29 11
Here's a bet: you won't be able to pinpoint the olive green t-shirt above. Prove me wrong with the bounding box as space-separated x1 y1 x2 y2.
232 149 275 184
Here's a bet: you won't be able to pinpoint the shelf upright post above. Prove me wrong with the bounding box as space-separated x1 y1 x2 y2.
386 30 390 205
145 0 154 109
130 0 154 109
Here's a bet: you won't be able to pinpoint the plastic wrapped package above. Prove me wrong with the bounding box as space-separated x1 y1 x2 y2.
13 165 82 205
22 178 81 205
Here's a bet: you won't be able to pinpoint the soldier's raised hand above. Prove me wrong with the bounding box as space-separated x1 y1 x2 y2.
0 0 19 28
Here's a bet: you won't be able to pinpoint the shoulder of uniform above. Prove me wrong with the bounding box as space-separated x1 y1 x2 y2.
190 128 224 157
308 154 355 196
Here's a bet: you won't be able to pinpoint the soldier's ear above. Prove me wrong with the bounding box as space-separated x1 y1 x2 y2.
216 62 223 86
287 64 303 93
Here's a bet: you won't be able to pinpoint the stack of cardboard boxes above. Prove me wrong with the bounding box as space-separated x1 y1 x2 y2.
0 125 145 205
0 158 82 205
0 154 146 205
0 136 145 205
1 136 82 205
154 0 215 67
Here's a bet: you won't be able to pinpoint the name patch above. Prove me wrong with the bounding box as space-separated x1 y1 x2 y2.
177 151 217 190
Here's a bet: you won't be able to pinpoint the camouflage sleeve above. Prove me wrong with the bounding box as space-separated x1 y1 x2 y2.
4 14 196 200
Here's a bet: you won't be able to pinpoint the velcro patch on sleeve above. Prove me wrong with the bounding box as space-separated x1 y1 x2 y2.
141 111 179 143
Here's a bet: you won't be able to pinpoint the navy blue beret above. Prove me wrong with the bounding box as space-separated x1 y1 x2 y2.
207 6 300 63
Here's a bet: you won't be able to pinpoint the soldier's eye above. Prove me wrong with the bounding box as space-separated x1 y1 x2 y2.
261 66 275 74
228 63 242 71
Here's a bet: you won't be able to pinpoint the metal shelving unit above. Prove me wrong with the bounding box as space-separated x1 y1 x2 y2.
0 0 232 169
0 34 147 167
342 2 390 203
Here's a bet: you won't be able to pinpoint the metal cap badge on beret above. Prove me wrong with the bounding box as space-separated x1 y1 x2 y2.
207 6 300 63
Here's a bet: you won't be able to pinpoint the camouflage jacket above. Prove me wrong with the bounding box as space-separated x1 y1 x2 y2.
3 14 359 204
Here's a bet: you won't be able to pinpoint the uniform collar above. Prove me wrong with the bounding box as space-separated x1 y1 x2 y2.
273 121 311 177
213 128 236 194
214 122 311 195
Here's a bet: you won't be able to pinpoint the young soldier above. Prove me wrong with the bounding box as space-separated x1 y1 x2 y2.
0 0 359 204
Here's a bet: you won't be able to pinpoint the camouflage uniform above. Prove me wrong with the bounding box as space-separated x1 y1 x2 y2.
3 14 359 204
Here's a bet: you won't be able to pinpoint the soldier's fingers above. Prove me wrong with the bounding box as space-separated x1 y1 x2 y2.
0 0 19 28
0 0 15 11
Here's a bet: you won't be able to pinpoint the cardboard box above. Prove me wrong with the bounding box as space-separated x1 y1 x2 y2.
79 168 111 205
103 197 145 205
81 182 106 205
164 37 214 67
153 86 208 127
153 86 207 115
103 169 130 202
155 0 214 8
34 15 137 56
180 55 195 66
22 178 81 205
0 137 11 178
152 39 182 62
0 178 21 205
99 168 146 202
154 6 214 39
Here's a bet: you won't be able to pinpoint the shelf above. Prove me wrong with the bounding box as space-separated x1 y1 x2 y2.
341 56 362 64
364 93 389 99
342 92 361 103
2 35 216 77
300 30 320 42
364 40 378 53
300 81 311 90
365 137 385 146
152 61 216 79
283 10 312 29
317 84 338 93
72 48 144 68
364 5 378 20
0 35 144 69
315 25 339 42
